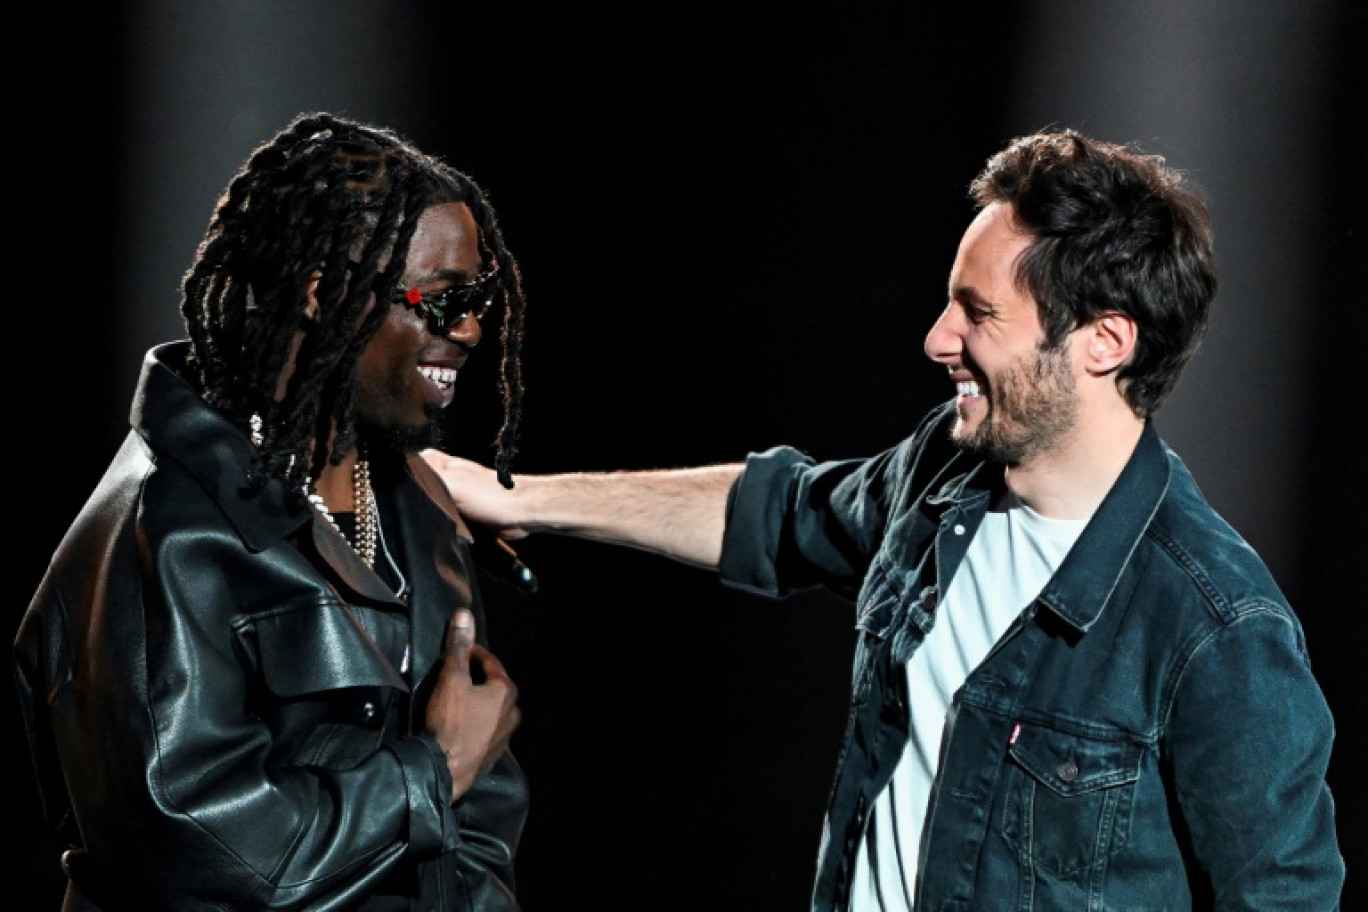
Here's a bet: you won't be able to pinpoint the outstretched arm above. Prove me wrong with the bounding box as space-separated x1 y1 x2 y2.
420 450 742 570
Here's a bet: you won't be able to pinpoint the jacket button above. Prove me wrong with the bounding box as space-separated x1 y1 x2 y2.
361 701 376 721
1057 761 1078 782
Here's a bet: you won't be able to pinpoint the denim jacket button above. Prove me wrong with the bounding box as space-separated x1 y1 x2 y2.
953 524 966 535
1057 760 1078 782
361 701 376 721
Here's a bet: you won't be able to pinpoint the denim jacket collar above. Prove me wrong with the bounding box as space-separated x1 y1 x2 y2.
1040 420 1170 631
921 420 1171 633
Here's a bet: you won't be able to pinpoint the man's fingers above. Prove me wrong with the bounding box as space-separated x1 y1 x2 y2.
444 609 475 676
471 646 513 688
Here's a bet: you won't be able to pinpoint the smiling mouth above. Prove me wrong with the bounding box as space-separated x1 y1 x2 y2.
419 364 458 392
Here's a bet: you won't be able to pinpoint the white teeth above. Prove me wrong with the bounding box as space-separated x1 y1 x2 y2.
419 366 457 389
956 380 981 398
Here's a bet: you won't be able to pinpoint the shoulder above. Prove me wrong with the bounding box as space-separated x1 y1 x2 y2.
402 452 474 543
1143 447 1291 626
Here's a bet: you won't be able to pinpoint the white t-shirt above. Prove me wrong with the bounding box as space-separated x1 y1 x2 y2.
848 490 1089 911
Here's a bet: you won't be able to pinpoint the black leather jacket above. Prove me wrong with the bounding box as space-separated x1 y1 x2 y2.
14 342 528 911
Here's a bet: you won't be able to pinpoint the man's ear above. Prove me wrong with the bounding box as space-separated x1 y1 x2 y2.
1084 311 1137 376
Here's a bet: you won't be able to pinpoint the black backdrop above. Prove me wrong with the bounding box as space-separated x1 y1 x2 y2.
8 4 1363 909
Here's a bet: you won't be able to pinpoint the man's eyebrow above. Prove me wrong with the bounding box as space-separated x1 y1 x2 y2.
408 266 477 286
949 283 992 306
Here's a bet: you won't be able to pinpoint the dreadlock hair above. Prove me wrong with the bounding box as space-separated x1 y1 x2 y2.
180 111 526 499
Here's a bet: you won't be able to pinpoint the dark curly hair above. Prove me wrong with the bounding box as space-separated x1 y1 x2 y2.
180 111 526 494
969 130 1217 417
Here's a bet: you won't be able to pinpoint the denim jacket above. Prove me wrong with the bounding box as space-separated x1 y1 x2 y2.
718 402 1343 911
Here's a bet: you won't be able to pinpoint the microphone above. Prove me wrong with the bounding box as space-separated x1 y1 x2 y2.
471 532 539 595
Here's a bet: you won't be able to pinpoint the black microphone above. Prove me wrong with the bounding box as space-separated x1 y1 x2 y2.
471 532 539 595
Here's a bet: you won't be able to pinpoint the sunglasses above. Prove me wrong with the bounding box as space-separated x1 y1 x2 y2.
391 262 501 335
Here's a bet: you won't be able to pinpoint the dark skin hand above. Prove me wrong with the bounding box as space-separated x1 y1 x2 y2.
425 608 521 802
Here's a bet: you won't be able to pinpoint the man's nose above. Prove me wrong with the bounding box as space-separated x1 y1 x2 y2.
924 305 961 364
445 312 483 345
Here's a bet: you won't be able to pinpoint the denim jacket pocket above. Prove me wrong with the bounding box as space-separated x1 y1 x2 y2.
1001 722 1142 879
851 590 897 705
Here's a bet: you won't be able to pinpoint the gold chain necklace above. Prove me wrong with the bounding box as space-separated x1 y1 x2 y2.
305 459 378 567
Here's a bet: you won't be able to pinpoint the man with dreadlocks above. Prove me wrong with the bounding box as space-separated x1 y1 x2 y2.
15 112 532 910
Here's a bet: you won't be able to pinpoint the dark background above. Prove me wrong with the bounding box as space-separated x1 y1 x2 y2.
8 2 1363 908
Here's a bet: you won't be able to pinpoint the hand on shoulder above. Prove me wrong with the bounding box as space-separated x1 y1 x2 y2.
420 450 529 540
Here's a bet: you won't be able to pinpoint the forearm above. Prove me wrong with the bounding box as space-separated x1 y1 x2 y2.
512 464 743 568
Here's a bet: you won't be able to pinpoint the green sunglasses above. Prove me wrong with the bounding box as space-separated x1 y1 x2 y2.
392 262 501 334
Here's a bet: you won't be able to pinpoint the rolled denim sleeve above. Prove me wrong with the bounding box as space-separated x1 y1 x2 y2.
1167 605 1344 908
719 443 909 602
718 446 817 597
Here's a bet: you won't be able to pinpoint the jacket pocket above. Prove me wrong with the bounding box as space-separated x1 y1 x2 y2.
234 597 410 769
1001 722 1141 879
851 568 903 704
851 568 937 707
244 598 409 697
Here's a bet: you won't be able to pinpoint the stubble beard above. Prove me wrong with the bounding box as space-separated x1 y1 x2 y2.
953 341 1078 467
360 405 448 456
